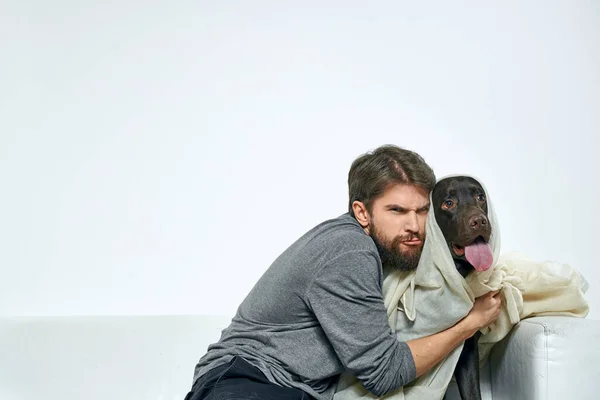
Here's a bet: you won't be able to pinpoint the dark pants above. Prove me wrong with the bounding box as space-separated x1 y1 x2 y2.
184 356 312 400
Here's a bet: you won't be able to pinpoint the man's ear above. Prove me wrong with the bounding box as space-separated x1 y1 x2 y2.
352 200 371 234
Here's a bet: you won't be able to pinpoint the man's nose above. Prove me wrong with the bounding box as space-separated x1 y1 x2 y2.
405 211 420 232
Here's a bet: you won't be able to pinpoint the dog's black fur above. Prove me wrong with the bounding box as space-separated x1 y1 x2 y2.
432 176 492 400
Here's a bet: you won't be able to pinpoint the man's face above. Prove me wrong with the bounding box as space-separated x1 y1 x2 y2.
368 184 430 271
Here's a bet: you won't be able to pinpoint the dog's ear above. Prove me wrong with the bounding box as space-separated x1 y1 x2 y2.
351 200 371 233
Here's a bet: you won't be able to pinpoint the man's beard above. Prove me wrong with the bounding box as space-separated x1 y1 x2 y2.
370 224 424 272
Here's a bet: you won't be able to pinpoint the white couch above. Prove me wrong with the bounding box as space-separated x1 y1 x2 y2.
1 315 598 400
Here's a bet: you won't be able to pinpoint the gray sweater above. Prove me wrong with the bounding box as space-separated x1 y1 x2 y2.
192 213 416 400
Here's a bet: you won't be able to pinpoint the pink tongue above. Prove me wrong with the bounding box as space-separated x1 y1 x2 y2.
465 239 493 272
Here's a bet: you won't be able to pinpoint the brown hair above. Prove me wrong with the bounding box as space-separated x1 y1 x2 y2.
348 144 436 217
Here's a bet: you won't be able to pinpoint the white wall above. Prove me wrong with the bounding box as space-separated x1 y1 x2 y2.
1 1 598 319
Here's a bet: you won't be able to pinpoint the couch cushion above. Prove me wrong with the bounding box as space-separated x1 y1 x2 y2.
490 316 600 400
0 315 231 400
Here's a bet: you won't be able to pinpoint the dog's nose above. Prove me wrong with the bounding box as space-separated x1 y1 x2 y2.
469 215 488 230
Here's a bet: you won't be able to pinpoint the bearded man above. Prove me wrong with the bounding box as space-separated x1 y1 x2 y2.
184 145 501 400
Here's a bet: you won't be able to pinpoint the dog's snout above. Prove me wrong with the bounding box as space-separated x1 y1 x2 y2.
469 214 488 230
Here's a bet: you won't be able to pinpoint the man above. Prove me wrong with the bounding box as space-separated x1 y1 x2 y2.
185 145 501 400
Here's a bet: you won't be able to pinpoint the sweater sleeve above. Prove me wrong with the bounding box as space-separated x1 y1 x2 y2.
305 250 416 396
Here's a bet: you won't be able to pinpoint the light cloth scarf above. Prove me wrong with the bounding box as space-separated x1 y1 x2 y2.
333 175 589 400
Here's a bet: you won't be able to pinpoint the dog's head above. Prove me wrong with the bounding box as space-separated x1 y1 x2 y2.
432 176 494 276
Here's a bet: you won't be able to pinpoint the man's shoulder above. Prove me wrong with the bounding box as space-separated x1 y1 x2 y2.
304 216 384 295
307 213 377 254
315 213 369 238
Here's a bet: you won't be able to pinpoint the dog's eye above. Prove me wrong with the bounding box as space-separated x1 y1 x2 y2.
477 194 486 202
442 200 454 209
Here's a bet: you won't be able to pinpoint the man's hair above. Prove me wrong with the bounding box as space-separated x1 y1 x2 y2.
348 144 436 217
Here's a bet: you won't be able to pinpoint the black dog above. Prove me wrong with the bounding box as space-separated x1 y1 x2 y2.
432 176 494 400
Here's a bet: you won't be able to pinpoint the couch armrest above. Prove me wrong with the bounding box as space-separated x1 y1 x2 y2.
489 316 600 400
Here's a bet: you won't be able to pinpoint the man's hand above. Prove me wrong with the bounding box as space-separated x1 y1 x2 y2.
460 290 502 338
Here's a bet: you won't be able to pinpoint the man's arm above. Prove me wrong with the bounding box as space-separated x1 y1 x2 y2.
406 290 502 378
306 250 417 396
306 249 501 396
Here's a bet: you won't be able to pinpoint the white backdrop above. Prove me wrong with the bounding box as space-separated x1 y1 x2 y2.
1 1 598 319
